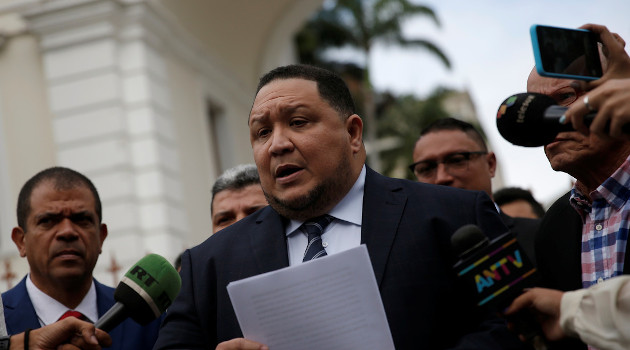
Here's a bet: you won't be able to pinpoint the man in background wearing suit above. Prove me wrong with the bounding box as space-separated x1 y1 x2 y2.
155 64 528 350
2 167 160 350
410 117 540 264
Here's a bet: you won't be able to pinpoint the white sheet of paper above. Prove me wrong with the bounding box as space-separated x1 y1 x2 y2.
227 244 395 350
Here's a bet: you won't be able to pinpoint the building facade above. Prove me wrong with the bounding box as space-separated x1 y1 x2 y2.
0 0 323 290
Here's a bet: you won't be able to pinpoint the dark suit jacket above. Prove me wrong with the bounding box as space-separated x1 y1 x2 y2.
2 277 162 350
535 191 630 350
499 211 540 266
155 168 529 350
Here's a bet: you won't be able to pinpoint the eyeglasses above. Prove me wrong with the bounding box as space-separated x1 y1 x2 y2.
408 151 488 180
547 86 581 107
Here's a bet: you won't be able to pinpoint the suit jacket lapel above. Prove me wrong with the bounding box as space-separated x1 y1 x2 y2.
94 279 115 317
3 277 40 333
499 211 515 230
361 168 406 287
94 279 127 344
244 169 406 283
249 207 290 273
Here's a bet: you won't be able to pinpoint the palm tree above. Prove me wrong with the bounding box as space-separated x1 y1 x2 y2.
295 0 451 172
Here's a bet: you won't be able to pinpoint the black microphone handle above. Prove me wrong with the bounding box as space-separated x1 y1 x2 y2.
94 302 127 332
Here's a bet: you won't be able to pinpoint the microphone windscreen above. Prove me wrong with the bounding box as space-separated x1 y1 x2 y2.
496 93 568 147
451 224 489 259
114 254 182 325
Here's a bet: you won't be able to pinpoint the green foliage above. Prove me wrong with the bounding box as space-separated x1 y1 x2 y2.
296 0 450 69
378 88 452 179
294 0 453 173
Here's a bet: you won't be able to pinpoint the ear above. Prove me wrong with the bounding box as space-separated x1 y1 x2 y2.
11 227 27 258
487 152 497 178
345 114 364 154
98 223 108 254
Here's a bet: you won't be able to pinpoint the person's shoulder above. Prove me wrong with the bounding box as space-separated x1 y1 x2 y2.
368 168 479 198
510 215 541 227
192 205 276 252
93 279 115 295
538 190 581 233
541 190 580 226
547 190 573 212
2 276 28 301
506 214 541 237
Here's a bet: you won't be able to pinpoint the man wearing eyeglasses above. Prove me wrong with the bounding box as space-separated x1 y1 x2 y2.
523 24 630 350
410 117 539 264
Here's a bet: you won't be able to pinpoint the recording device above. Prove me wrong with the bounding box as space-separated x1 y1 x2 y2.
530 24 602 81
94 254 182 332
495 92 597 147
451 225 546 349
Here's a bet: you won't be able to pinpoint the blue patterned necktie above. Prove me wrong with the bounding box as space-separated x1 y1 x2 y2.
301 215 334 262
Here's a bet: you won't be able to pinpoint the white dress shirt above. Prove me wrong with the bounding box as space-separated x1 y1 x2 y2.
285 165 365 266
26 274 99 326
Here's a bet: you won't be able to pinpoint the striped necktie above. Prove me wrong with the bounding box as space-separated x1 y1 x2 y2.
301 215 334 262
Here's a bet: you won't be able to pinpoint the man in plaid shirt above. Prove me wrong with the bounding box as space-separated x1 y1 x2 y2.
524 24 630 350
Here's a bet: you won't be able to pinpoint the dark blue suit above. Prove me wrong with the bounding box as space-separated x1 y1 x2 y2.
155 168 529 349
3 277 161 350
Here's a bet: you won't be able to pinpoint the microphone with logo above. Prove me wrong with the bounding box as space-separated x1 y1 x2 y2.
495 92 598 147
94 254 182 332
451 225 546 349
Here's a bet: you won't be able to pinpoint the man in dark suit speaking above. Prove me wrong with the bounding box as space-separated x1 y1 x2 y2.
155 65 528 350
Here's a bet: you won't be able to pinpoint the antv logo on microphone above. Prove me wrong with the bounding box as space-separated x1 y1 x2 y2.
453 232 537 309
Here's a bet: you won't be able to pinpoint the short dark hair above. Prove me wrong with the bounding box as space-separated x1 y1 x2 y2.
419 117 488 152
493 187 546 218
254 64 356 119
211 164 261 214
17 167 102 229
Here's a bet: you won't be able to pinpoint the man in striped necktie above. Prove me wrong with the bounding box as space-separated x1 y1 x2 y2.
157 64 529 350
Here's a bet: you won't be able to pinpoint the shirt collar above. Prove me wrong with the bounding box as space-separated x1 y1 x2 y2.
286 165 365 236
570 154 630 215
26 274 99 325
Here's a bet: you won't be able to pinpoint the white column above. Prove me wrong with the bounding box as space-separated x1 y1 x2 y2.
24 0 187 284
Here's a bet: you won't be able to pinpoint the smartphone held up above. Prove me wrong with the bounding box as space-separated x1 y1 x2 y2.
530 24 603 81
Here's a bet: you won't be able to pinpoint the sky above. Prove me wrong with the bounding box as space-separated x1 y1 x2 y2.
365 0 630 205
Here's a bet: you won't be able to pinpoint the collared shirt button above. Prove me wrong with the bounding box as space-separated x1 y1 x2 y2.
322 242 328 248
595 224 603 231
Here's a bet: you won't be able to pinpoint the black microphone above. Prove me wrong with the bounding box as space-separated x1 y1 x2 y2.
94 254 181 332
496 92 596 147
451 225 547 349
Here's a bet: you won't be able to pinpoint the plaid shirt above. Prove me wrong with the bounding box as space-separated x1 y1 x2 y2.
570 155 630 289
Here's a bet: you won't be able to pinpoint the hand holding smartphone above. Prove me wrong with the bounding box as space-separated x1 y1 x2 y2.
530 24 603 81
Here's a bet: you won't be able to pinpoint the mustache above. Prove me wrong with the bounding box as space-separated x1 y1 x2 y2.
51 245 85 259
